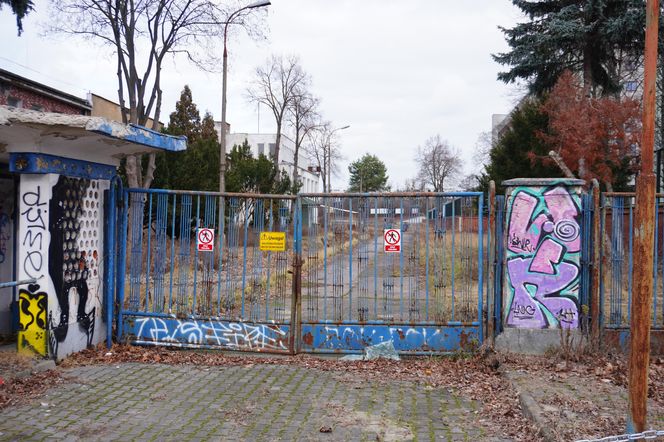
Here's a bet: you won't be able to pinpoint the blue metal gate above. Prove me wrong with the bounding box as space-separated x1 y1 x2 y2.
115 190 487 354
297 192 485 354
117 189 297 353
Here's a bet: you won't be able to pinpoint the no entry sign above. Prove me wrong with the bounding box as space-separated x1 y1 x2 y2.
384 229 401 253
197 228 215 252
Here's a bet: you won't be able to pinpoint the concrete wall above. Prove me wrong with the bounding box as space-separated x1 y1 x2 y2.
0 177 15 336
17 173 107 359
502 178 585 330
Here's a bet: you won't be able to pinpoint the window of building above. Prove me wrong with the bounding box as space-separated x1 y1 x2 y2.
269 143 276 158
30 104 44 111
7 96 22 108
624 81 638 92
257 143 264 156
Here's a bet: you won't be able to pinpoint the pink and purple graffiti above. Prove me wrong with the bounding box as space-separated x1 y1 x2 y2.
506 186 581 329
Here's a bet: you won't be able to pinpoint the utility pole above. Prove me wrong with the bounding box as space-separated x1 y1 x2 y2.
628 0 658 432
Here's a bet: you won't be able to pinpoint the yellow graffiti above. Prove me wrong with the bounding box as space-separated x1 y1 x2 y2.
18 288 47 356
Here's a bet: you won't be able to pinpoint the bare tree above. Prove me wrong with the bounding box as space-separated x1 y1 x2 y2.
306 122 343 193
49 0 264 188
288 79 320 192
416 135 462 192
247 55 307 168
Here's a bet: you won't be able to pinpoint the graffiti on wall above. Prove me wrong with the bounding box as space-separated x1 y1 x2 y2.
48 176 100 355
505 185 581 329
17 284 47 356
129 317 290 351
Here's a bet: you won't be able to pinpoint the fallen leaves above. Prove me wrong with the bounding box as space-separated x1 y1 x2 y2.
0 370 65 409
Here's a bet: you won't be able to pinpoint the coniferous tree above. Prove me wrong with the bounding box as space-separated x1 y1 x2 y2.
1 0 33 35
493 0 645 96
348 154 390 192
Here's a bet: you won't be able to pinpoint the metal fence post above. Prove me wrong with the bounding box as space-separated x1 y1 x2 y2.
487 182 496 346
291 196 303 355
591 180 601 344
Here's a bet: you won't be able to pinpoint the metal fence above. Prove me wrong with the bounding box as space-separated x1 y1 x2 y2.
297 192 485 353
599 193 664 328
118 189 297 353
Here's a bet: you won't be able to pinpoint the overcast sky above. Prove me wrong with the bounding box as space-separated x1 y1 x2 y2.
0 1 524 190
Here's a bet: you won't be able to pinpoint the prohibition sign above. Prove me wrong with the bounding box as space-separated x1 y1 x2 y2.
197 228 215 252
384 228 401 253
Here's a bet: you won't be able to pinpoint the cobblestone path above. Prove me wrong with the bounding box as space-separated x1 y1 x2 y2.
0 362 509 441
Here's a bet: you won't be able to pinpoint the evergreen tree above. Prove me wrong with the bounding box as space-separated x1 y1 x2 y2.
225 140 291 194
1 0 33 35
493 0 644 96
154 86 220 191
348 154 390 192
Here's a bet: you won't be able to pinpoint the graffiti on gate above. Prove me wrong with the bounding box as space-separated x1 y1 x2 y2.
17 284 47 356
505 185 581 329
129 317 289 351
301 324 479 352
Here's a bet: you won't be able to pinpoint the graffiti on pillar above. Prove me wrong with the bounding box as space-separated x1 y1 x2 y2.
18 284 47 356
48 176 102 356
505 185 581 329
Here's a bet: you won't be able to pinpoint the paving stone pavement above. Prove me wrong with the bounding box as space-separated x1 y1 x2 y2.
0 362 510 442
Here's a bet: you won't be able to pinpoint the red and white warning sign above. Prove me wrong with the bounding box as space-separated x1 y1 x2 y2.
384 229 401 253
197 228 215 252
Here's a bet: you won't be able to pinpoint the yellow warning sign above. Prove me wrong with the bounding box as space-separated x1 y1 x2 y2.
260 231 286 252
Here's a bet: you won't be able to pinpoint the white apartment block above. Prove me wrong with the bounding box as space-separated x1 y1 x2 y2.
215 122 321 194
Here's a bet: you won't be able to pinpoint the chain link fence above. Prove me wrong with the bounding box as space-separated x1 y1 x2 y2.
576 430 664 442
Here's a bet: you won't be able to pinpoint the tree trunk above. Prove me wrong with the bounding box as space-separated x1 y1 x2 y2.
549 150 577 179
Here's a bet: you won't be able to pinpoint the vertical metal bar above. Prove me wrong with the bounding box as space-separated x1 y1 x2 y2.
629 197 634 323
192 195 201 315
653 195 659 322
399 197 404 320
374 196 378 318
168 194 176 312
348 197 353 321
425 196 430 321
116 191 129 340
105 180 116 349
265 199 274 321
591 180 601 342
240 198 250 319
291 196 303 354
600 194 606 329
478 195 484 342
323 196 328 321
487 182 496 344
217 195 226 317
144 194 153 312
451 198 456 321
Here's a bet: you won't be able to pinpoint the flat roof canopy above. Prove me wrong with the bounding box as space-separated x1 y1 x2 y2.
0 106 186 167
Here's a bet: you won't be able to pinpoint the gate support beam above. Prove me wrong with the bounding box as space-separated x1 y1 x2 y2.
591 179 601 344
487 181 496 346
629 0 659 432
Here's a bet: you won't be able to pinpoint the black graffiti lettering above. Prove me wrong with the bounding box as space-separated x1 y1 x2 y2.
22 187 45 207
510 233 533 252
512 302 536 318
21 207 46 230
22 230 42 249
23 251 43 277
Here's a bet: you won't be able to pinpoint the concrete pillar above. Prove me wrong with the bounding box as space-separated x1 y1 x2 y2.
502 178 585 330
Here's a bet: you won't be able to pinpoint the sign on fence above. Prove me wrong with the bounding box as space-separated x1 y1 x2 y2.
384 229 401 253
197 228 215 252
260 231 286 252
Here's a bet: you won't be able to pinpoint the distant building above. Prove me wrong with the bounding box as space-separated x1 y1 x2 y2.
88 93 163 130
215 122 321 194
0 68 91 115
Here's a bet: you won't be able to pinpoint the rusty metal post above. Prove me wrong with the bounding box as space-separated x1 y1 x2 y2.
591 179 601 344
487 181 496 346
290 196 303 355
629 0 659 432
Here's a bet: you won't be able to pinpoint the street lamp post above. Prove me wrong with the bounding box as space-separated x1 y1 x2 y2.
326 125 349 192
219 1 271 193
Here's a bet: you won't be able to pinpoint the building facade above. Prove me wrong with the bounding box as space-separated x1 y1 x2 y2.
216 123 321 194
